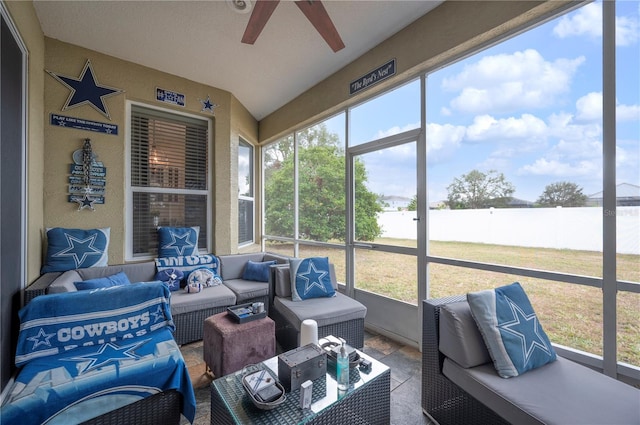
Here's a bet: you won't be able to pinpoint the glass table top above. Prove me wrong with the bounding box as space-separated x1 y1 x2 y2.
211 348 389 424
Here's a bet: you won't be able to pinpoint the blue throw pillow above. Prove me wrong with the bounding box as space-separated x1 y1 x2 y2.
155 268 185 291
242 260 276 282
41 227 110 273
74 271 131 291
467 282 557 378
157 226 199 258
289 257 335 301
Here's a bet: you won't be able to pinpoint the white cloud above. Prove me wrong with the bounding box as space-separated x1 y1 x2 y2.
518 157 601 177
617 103 640 121
553 2 640 46
575 92 640 122
466 113 548 143
425 122 465 163
442 49 584 114
575 92 602 121
374 122 420 139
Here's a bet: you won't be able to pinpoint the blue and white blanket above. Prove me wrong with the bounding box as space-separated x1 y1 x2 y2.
1 282 196 424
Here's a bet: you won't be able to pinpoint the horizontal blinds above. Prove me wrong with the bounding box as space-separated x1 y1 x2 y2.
131 105 208 190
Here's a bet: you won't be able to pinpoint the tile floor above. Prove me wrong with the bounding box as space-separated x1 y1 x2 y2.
179 330 435 425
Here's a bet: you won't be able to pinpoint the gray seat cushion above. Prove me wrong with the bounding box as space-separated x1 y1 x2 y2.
222 278 269 303
169 284 236 315
219 253 266 280
274 292 366 330
443 356 640 425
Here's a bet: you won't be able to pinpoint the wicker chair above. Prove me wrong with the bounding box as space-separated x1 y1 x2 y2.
268 264 366 351
422 296 509 425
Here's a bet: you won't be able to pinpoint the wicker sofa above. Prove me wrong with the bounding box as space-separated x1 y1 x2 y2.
422 296 640 425
2 282 194 425
26 252 291 346
268 263 367 351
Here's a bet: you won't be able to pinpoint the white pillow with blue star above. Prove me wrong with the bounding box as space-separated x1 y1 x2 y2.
467 282 557 378
41 227 110 273
157 226 199 258
289 257 335 301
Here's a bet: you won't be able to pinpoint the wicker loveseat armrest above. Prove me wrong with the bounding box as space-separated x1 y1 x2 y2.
24 272 62 303
421 296 508 425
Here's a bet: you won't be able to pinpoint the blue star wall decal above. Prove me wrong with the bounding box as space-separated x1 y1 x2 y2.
63 339 151 374
47 59 123 120
161 229 196 256
53 233 103 269
498 296 554 365
199 95 219 114
299 260 329 296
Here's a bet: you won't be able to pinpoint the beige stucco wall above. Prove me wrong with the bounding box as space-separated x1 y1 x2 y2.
4 1 46 285
43 38 258 265
259 0 576 143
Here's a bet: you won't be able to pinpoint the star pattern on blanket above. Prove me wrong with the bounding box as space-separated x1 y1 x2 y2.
53 233 103 268
161 230 196 256
299 259 329 296
151 305 166 324
64 339 151 374
27 328 56 350
498 296 553 365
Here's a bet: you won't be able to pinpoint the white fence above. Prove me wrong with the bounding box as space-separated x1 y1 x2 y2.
378 207 640 255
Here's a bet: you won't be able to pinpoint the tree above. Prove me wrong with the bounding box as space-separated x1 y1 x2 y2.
407 195 417 211
264 124 382 241
536 181 588 207
446 169 515 209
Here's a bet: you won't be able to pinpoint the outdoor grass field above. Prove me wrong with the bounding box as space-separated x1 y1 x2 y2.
266 239 640 366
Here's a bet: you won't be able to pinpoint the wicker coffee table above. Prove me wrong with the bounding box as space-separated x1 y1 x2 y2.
210 350 390 424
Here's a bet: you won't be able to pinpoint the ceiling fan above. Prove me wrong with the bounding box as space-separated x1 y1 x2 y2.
234 0 345 52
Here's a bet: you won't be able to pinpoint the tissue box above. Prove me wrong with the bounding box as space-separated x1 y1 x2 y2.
278 343 327 392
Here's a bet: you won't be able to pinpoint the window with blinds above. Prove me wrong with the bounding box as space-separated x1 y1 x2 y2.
130 104 209 257
238 139 254 245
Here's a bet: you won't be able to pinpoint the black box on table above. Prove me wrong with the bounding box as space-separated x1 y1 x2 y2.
277 343 327 392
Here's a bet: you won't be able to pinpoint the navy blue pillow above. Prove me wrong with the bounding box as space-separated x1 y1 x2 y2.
41 227 110 273
242 260 277 282
74 271 131 291
157 226 199 258
290 257 335 301
155 268 185 291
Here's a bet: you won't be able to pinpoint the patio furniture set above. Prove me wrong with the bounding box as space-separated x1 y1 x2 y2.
5 244 639 425
6 251 373 424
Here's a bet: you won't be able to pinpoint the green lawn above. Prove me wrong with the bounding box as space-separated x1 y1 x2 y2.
266 239 640 366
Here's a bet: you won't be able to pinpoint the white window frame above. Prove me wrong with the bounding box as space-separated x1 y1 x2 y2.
125 100 213 260
238 138 255 246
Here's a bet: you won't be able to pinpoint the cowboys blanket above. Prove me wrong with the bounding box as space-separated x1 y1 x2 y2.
1 282 196 424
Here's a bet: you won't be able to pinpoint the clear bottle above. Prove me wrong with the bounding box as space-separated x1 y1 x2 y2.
336 342 349 391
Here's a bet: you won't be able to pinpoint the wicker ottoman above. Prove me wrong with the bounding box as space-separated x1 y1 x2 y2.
203 312 276 377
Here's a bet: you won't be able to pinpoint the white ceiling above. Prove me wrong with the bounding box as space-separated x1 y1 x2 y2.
33 0 442 120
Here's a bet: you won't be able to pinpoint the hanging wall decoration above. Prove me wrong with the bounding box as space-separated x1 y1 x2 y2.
46 59 124 120
68 139 106 211
199 95 219 114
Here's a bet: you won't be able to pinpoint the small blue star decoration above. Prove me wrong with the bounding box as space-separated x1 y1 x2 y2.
47 59 123 120
199 95 219 114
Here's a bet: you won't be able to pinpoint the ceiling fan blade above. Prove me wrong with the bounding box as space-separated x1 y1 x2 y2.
242 0 280 45
295 0 345 52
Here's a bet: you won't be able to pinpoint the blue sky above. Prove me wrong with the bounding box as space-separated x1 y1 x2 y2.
329 1 639 203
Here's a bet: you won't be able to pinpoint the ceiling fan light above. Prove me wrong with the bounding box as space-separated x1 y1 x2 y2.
227 0 253 14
